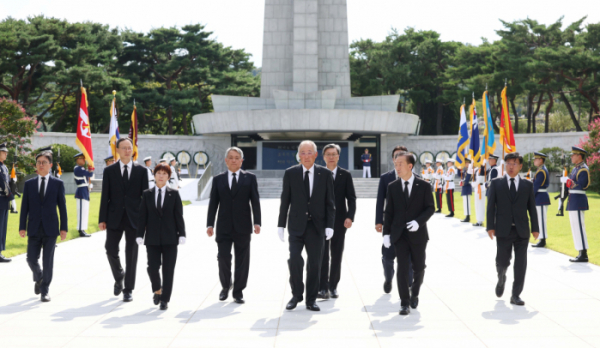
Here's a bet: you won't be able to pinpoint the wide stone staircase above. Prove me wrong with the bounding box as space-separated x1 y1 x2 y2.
257 178 380 199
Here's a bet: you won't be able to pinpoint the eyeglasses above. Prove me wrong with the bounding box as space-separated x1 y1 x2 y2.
324 154 339 158
505 162 520 167
36 161 50 166
299 152 315 156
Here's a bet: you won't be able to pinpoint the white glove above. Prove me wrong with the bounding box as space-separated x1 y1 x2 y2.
383 235 391 248
483 159 487 165
136 237 144 245
278 227 285 242
179 237 186 245
560 177 568 183
476 176 485 184
406 220 419 232
325 228 334 240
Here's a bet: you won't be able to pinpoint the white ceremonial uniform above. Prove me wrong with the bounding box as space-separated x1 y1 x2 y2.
170 165 179 189
146 166 155 189
472 166 486 224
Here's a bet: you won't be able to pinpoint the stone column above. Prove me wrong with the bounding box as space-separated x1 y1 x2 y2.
293 0 319 93
261 0 294 98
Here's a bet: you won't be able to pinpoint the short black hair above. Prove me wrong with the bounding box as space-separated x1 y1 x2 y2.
504 152 523 164
394 151 415 167
35 151 53 163
116 138 133 148
391 145 408 159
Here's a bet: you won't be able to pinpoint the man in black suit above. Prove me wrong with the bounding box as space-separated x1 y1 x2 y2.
383 151 435 315
278 140 335 311
19 151 68 302
375 145 413 294
99 138 149 302
487 152 539 306
207 147 261 304
318 144 356 299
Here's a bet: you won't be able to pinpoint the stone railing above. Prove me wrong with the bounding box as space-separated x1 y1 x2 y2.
197 162 213 200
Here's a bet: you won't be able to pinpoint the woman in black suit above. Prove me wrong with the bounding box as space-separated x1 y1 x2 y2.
136 163 186 310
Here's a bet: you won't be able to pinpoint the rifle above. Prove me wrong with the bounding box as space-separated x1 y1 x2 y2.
554 152 569 217
9 153 20 214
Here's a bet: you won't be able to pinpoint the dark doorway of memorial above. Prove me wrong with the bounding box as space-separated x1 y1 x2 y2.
353 135 379 177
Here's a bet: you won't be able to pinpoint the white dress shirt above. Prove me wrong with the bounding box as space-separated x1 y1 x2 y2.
155 185 166 207
119 160 132 179
302 164 314 197
400 174 415 197
505 173 520 191
38 173 51 192
228 169 241 189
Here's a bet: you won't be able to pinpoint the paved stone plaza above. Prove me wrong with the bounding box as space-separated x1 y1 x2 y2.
1 198 599 348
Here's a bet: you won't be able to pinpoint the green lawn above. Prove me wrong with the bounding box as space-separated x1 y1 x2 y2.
435 191 600 265
4 193 192 258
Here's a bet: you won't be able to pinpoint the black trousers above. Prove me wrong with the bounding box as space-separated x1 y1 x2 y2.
435 189 443 211
288 221 324 304
217 232 251 299
496 227 529 297
320 224 346 291
394 232 427 306
382 243 413 286
26 233 56 295
0 209 7 251
146 244 178 303
446 189 455 212
106 212 139 292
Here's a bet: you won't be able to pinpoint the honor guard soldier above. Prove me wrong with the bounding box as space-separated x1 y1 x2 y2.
104 155 115 166
531 152 550 248
143 156 155 189
555 161 569 216
74 153 94 237
422 159 434 188
0 143 14 262
460 158 473 223
169 159 179 189
472 160 487 227
485 155 500 193
561 146 591 262
361 148 372 178
433 158 445 213
444 158 457 217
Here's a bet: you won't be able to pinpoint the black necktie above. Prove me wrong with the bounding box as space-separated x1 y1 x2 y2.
157 188 162 214
510 178 516 201
231 173 238 192
304 170 310 200
40 177 46 201
404 181 410 205
122 165 129 187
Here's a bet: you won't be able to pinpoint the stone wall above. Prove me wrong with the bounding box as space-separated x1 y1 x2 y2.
31 132 230 178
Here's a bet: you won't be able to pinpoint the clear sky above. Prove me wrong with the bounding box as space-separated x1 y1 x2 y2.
2 0 598 67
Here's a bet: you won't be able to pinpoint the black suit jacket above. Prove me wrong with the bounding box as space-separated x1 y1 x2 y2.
383 177 435 244
375 170 396 225
19 176 68 237
486 176 539 239
99 161 149 229
278 164 335 236
333 167 357 227
137 187 186 245
206 170 261 240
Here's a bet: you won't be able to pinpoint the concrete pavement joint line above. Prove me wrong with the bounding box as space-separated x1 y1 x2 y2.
273 274 288 347
345 255 382 347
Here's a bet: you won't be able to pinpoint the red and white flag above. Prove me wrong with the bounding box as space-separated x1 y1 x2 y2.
76 85 94 169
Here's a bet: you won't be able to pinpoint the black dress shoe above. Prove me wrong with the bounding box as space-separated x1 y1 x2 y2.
383 281 392 294
286 297 301 310
317 290 330 299
0 254 12 262
234 297 245 304
34 280 42 295
306 302 320 311
472 222 483 227
445 213 454 218
461 215 471 223
153 293 160 305
510 296 525 306
409 296 419 309
330 289 339 298
496 267 507 298
435 210 441 214
123 291 133 302
78 230 91 237
569 250 589 263
399 306 410 315
114 272 124 296
532 239 546 248
159 301 168 310
219 288 229 301
41 294 51 302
